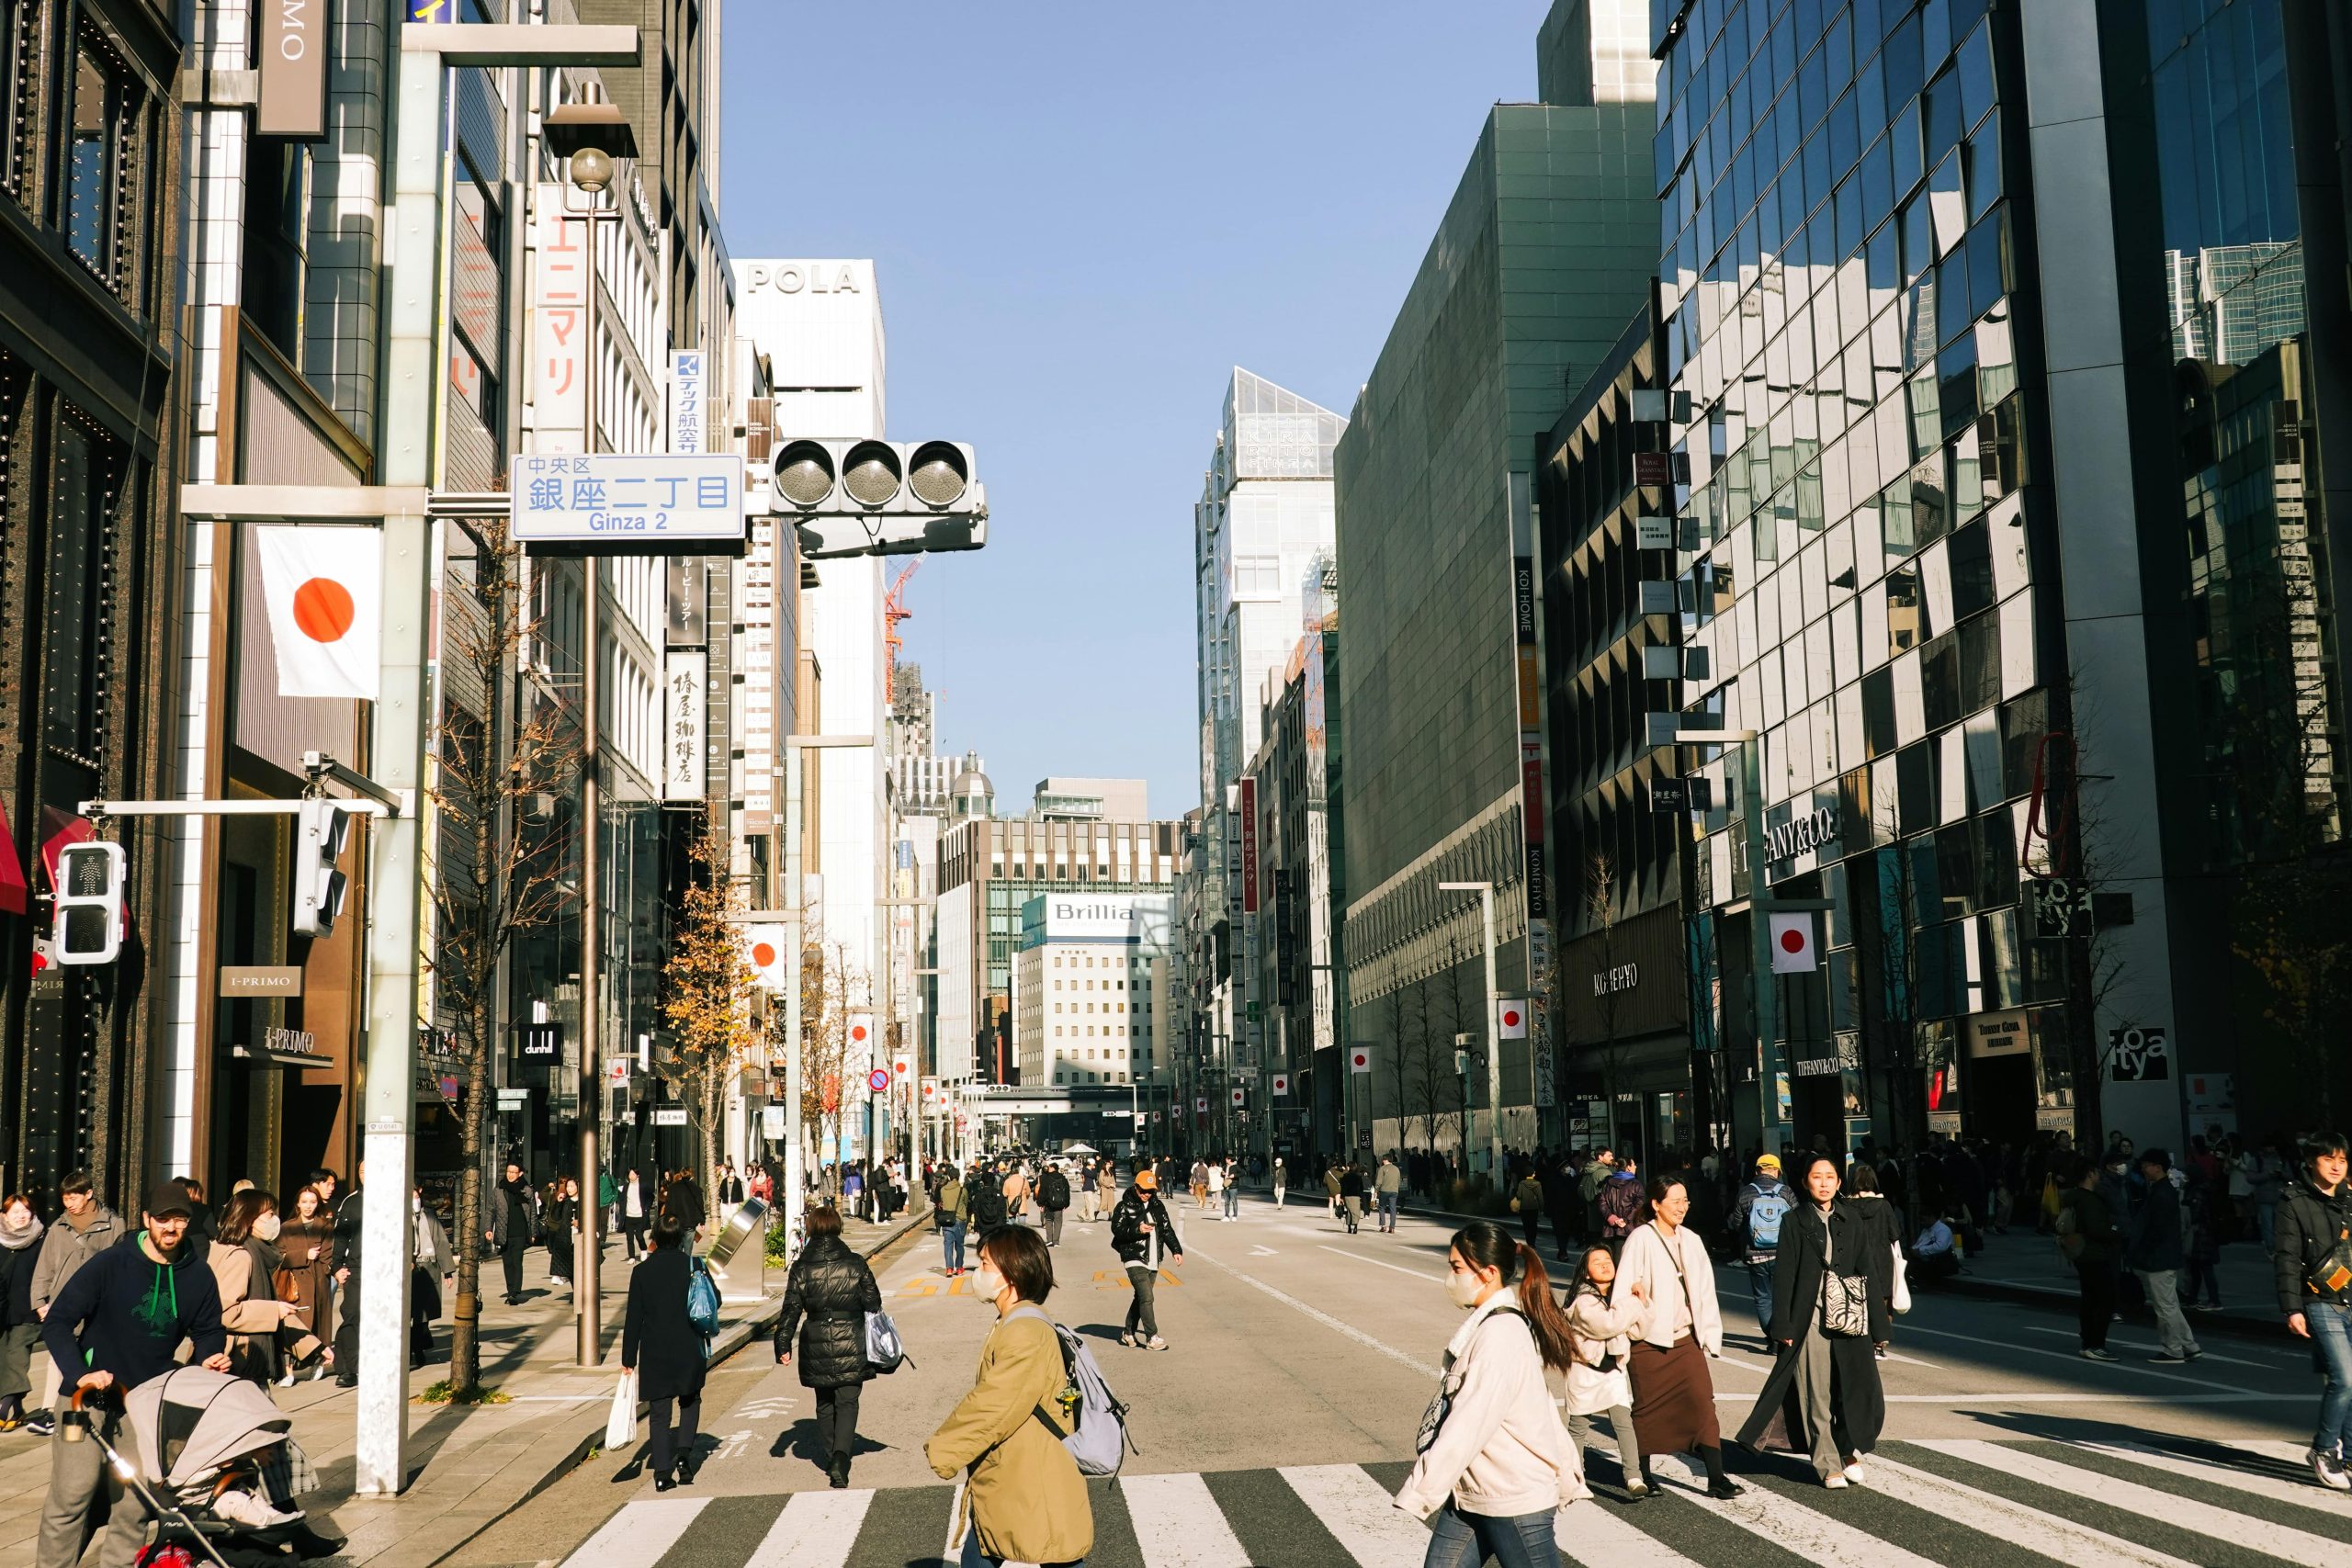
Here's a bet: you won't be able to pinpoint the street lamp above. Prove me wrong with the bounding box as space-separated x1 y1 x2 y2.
1439 881 1501 1181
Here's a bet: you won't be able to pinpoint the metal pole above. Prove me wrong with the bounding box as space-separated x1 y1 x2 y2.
781 741 806 1258
351 38 443 1498
1481 886 1500 1181
576 558 601 1364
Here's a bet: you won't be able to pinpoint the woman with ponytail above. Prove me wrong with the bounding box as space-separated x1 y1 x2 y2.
1394 1222 1587 1566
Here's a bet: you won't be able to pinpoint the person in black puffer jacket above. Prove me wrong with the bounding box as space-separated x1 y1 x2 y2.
1037 1163 1071 1248
2273 1131 2352 1492
774 1203 884 1488
1110 1170 1183 1349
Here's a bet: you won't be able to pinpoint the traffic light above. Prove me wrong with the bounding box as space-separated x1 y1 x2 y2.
51 840 126 965
767 438 987 558
292 799 356 937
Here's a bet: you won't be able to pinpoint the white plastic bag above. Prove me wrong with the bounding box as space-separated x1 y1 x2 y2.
605 1368 638 1450
1889 1241 1912 1314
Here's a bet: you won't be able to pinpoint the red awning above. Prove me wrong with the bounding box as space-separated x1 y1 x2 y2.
0 800 25 917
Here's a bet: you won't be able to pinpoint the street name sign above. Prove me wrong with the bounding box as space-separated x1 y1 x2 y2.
511 453 746 553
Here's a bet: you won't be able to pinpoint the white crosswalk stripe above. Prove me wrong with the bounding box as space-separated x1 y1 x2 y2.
555 1437 2352 1568
743 1488 875 1568
1921 1438 2348 1566
565 1495 708 1568
1121 1471 1253 1567
1277 1463 1433 1566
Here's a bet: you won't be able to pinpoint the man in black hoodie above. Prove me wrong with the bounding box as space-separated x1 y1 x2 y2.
37 1182 228 1568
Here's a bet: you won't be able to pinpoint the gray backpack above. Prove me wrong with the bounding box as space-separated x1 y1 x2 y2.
1005 1304 1132 1476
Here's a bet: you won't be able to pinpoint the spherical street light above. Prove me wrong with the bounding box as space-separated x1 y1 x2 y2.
568 146 614 194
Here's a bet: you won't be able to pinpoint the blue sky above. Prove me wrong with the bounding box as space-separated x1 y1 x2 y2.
719 2 1556 818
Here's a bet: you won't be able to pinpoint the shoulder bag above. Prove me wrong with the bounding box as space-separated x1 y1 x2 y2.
1817 1213 1871 1337
1414 1308 1526 1453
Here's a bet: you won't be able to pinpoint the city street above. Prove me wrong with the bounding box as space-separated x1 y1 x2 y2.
453 1193 2340 1568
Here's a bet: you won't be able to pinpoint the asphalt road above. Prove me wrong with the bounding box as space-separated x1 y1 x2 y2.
451 1190 2343 1567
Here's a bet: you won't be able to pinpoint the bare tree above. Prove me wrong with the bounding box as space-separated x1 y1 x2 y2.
1409 969 1447 1163
1384 985 1411 1156
424 521 578 1395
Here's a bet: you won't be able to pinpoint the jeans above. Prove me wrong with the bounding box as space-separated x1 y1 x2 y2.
942 1221 967 1272
1125 1264 1160 1339
2136 1268 2199 1358
2183 1255 2222 1306
2075 1259 2116 1349
1379 1191 1400 1230
2306 1298 2352 1457
1421 1500 1557 1568
960 1530 1083 1568
1747 1259 1776 1333
1223 1187 1239 1218
650 1393 699 1477
1044 1209 1065 1246
815 1383 862 1458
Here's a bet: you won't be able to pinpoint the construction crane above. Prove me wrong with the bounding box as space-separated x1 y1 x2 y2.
884 558 922 674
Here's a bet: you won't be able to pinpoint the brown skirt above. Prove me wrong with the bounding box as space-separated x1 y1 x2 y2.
1630 1335 1721 1456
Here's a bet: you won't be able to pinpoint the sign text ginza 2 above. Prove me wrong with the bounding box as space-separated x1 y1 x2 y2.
510 453 748 550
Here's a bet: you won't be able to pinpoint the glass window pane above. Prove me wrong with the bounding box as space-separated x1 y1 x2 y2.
69 50 112 273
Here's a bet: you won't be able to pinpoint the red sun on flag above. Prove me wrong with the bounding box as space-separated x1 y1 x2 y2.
750 941 778 968
1780 929 1806 953
291 578 356 642
1502 1007 1522 1028
850 1023 869 1044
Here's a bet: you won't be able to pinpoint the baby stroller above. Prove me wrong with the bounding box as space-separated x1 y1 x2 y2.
75 1367 344 1566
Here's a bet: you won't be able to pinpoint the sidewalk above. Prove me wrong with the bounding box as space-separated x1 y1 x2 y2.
0 1207 925 1568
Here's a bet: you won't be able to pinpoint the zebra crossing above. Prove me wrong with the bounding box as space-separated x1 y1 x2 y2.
560 1435 2352 1568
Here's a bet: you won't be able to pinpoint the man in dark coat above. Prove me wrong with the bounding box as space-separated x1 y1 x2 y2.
489 1164 535 1305
773 1204 884 1488
1110 1170 1183 1350
2126 1150 2201 1364
621 1220 707 1490
1036 1162 1071 1247
331 1172 365 1388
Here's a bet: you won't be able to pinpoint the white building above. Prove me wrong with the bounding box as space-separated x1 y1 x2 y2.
1013 893 1174 1089
733 258 890 1037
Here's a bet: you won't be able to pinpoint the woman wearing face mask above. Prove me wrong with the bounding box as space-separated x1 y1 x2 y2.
0 1193 43 1430
926 1225 1092 1568
1394 1222 1588 1566
209 1190 329 1383
1563 1244 1646 1499
1737 1152 1890 1487
276 1185 337 1383
1610 1177 1743 1498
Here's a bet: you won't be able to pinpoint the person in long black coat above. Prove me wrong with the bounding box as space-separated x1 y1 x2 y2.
1737 1153 1891 1486
621 1219 707 1490
662 1171 707 1236
773 1202 883 1488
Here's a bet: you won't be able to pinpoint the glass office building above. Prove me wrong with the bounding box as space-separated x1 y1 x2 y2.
1645 0 2352 1146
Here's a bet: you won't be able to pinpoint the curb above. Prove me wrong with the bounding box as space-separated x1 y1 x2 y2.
415 1211 928 1566
1931 1267 2295 1344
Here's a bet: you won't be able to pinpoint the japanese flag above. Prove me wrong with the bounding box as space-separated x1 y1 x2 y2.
256 525 381 700
1230 1086 1245 1107
743 924 788 989
1349 1046 1372 1074
1271 1073 1290 1096
1498 999 1529 1039
1769 911 1818 974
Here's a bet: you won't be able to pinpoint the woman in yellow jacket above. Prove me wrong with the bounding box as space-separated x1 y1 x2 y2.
925 1224 1092 1567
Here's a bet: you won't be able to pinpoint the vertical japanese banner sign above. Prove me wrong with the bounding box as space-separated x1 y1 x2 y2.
670 349 706 455
1238 777 1259 915
533 192 588 453
662 651 707 801
1512 465 1555 1116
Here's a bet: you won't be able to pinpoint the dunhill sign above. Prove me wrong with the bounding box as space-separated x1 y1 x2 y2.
1764 807 1838 865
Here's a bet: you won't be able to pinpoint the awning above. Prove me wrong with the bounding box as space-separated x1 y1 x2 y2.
0 798 26 917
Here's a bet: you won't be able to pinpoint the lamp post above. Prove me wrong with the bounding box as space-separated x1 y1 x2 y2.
1439 880 1501 1179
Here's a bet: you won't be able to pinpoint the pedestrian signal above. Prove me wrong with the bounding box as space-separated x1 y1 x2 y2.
52 841 126 965
292 799 357 937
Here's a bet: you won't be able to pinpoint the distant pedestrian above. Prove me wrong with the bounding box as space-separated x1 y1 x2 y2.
926 1225 1092 1567
2274 1130 2352 1492
547 1178 580 1291
662 1168 707 1238
1564 1246 1645 1498
966 1166 1008 1234
1094 1161 1120 1224
410 1188 455 1365
1075 1160 1100 1224
1037 1161 1071 1247
1340 1162 1367 1235
2182 1169 2224 1311
1324 1162 1344 1220
1611 1177 1742 1499
623 1219 707 1492
1272 1156 1288 1209
1510 1168 1544 1253
1377 1155 1403 1233
0 1193 44 1429
331 1167 367 1388
2126 1150 2200 1364
1394 1221 1588 1563
1221 1157 1240 1220
1001 1163 1029 1223
1577 1149 1615 1243
619 1168 651 1259
1542 1157 1577 1261
1599 1157 1648 1248
276 1185 336 1375
1908 1209 1961 1285
1729 1154 1790 1336
2056 1155 2123 1360
935 1164 970 1277
1111 1168 1182 1350
1190 1158 1211 1212
775 1203 884 1488
1738 1153 1889 1489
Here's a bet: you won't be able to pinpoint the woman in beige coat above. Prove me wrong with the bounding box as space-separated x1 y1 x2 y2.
208 1190 328 1383
925 1225 1091 1567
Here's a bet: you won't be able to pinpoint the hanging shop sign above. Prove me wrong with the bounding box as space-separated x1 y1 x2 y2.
511 453 747 553
653 1107 689 1126
663 650 707 801
220 965 303 998
255 0 329 139
1963 1008 2031 1059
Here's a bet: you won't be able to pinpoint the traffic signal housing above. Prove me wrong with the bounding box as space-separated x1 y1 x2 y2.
52 840 126 965
766 438 987 558
293 798 356 938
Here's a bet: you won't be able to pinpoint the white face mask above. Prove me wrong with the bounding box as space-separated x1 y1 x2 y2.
1447 1269 1487 1310
252 1213 282 1242
974 1262 1006 1302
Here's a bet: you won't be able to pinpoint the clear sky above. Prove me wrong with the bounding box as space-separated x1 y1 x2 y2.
719 1 1557 818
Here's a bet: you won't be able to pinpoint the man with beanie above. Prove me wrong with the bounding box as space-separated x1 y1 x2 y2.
37 1182 230 1568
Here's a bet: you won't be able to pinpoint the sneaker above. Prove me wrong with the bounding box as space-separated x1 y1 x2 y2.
1622 1478 1650 1501
1824 1473 1850 1490
2149 1351 2188 1365
2188 1303 2221 1314
21 1413 53 1438
2079 1348 2119 1361
1146 1336 1170 1350
1119 1330 1136 1348
2310 1449 2352 1493
1842 1457 1867 1484
2183 1348 2203 1362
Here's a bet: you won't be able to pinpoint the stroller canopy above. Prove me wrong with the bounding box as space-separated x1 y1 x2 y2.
126 1366 293 1488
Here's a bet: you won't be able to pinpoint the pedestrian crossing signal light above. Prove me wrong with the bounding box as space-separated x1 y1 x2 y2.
52 841 126 965
293 799 356 938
